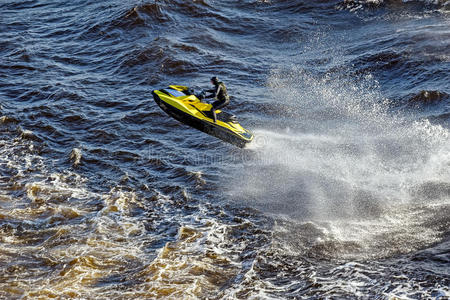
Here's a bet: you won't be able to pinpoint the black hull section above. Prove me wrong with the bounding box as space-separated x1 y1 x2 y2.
153 92 249 148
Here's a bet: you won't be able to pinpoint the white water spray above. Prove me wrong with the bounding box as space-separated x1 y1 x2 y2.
231 68 450 257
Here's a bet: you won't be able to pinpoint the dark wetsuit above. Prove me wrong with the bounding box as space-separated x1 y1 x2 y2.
206 82 230 122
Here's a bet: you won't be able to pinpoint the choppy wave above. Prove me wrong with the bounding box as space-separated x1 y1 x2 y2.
409 90 449 103
338 0 450 11
0 120 245 299
1 0 449 298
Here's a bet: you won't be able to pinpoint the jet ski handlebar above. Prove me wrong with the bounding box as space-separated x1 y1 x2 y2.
195 90 206 101
181 87 206 101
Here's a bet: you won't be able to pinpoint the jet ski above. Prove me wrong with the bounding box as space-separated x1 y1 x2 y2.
152 85 253 148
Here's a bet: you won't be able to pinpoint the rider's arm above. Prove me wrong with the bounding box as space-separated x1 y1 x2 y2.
214 85 222 99
205 86 219 99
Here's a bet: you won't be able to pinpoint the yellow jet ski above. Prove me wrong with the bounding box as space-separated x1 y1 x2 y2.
152 85 253 148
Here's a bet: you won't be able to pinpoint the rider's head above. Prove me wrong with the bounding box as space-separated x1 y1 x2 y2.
210 76 219 85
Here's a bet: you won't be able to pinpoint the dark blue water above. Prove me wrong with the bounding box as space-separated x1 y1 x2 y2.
1 0 449 298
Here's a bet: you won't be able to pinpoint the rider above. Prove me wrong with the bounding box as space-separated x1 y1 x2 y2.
205 76 230 123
